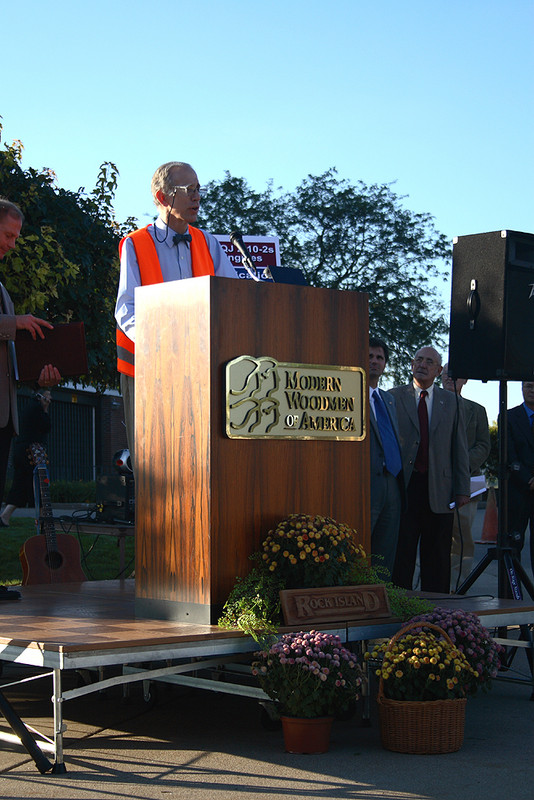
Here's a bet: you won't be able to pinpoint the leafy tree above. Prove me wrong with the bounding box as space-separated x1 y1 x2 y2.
1 125 449 389
0 123 136 390
200 168 450 383
287 169 449 382
198 172 286 237
0 137 79 316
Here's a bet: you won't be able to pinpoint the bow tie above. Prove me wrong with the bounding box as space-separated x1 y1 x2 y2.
173 232 192 246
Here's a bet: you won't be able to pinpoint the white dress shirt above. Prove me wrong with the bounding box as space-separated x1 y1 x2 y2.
115 216 237 342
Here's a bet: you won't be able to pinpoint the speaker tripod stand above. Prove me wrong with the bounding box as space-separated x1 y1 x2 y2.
457 380 534 601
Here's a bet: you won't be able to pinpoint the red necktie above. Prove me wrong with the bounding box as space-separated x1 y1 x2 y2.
414 390 429 473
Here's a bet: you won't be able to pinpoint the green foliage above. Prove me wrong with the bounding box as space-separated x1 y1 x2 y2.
218 565 285 637
0 136 79 315
4 479 96 503
346 552 390 585
344 557 435 620
385 584 435 621
219 514 434 634
199 168 450 383
49 480 96 503
0 123 137 391
484 422 499 486
198 173 287 238
2 122 450 390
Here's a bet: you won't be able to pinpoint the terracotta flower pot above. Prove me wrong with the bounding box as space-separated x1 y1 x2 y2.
280 715 334 754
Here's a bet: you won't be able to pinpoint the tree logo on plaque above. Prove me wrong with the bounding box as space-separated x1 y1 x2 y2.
226 356 365 441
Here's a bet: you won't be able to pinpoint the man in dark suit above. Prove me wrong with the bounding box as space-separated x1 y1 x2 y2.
507 381 534 574
368 337 404 576
441 364 491 588
389 346 470 592
0 198 60 529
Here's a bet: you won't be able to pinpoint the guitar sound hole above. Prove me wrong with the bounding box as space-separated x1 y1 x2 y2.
46 551 64 570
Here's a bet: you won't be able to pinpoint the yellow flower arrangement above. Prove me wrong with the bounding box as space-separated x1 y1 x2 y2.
366 629 478 701
260 513 367 588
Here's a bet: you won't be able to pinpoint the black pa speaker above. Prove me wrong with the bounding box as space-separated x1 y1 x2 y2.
448 230 534 381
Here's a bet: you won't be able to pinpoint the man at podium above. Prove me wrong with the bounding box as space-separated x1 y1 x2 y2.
115 162 237 463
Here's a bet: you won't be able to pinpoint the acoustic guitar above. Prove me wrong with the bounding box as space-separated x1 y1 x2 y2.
19 443 86 585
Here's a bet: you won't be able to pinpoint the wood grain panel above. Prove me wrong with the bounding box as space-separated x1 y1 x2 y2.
210 280 370 606
135 277 370 622
136 279 211 610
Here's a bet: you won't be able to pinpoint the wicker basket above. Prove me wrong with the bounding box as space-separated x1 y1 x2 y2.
376 621 467 754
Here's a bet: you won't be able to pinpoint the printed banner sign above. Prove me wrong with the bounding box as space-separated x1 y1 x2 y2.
215 235 280 280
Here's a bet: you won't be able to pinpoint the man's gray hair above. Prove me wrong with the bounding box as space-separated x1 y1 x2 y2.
414 346 442 366
151 162 193 206
0 197 24 224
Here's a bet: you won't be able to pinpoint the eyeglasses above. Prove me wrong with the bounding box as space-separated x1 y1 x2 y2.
171 183 205 198
413 357 439 366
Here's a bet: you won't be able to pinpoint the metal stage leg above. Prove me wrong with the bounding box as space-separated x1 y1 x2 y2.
51 668 67 774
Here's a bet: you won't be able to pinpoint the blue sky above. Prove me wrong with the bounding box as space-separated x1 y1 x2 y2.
2 0 533 420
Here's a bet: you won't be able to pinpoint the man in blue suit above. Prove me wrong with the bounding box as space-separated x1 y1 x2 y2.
507 381 534 574
368 337 404 576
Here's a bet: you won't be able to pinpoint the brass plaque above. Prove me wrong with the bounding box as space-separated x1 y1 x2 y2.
226 355 366 441
280 585 391 626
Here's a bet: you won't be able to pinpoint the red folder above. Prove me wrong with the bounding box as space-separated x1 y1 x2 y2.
14 321 88 382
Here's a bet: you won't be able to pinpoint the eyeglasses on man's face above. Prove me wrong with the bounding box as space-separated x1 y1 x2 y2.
171 183 205 198
413 356 439 366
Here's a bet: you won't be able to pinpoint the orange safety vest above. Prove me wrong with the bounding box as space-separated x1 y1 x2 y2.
116 225 215 376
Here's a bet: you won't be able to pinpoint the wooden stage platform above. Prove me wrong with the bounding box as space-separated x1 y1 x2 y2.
1 579 533 773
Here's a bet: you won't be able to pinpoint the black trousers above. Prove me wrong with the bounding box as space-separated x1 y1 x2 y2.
0 422 15 508
392 471 454 593
5 441 38 507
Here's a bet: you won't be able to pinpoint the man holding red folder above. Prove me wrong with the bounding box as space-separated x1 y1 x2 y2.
0 198 61 536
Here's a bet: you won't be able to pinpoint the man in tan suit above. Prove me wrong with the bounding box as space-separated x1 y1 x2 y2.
441 364 490 589
0 198 60 532
389 346 470 592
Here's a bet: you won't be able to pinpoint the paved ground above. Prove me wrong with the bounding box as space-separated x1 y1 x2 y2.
0 507 532 799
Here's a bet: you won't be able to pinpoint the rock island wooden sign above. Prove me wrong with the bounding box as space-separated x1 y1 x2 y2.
280 585 391 626
225 355 366 441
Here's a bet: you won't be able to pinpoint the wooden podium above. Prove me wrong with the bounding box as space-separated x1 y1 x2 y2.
135 276 370 623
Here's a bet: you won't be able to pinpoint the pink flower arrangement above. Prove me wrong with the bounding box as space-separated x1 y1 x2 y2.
408 607 505 694
252 630 363 718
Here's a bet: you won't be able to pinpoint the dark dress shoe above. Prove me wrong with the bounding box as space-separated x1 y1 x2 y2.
0 585 21 601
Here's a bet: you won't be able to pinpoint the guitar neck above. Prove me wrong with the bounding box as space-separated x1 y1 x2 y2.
35 465 57 549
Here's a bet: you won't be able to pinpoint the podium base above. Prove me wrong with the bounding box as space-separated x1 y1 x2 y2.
135 597 222 625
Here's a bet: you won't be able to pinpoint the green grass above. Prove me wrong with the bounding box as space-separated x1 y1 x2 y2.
3 480 97 504
0 517 135 585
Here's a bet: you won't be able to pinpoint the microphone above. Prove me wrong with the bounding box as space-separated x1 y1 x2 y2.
229 231 261 281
